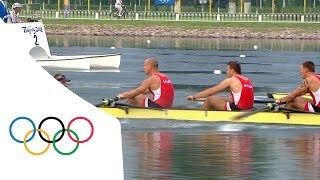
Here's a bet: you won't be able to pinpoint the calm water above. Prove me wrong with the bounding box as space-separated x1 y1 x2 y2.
48 35 320 179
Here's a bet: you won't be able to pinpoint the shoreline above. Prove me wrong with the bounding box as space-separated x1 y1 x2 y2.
44 24 320 39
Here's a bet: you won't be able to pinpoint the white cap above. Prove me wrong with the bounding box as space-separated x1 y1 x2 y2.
12 2 21 9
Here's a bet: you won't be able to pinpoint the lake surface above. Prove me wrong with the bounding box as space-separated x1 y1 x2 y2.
48 35 320 179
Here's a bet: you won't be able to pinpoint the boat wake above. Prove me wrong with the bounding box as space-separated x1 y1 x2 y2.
217 123 248 132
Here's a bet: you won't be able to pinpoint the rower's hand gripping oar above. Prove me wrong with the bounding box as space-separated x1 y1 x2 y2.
233 103 276 120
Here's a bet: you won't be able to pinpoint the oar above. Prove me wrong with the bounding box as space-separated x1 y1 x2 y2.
192 98 206 101
192 97 275 104
254 98 275 104
96 97 165 110
233 103 276 120
112 102 165 110
278 106 320 115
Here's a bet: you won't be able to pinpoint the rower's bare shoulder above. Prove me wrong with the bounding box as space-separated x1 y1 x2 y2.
309 75 320 82
238 75 250 80
149 74 161 83
150 74 160 80
230 76 241 82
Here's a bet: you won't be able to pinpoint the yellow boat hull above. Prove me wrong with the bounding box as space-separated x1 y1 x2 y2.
99 107 320 126
269 93 312 100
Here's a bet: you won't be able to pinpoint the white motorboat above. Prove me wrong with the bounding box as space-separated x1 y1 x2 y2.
30 46 121 70
13 21 121 70
35 54 121 70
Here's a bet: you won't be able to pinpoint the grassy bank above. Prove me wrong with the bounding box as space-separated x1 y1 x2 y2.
42 19 319 31
42 19 320 39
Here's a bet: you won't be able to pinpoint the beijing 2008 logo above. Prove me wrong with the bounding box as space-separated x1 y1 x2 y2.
9 116 94 156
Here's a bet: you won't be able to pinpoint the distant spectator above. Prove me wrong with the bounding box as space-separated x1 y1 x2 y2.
54 73 70 87
6 2 21 23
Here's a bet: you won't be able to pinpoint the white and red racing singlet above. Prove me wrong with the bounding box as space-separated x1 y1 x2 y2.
230 75 254 110
308 74 320 107
149 73 174 108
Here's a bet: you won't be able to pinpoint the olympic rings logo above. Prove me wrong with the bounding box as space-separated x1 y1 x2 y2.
9 116 94 156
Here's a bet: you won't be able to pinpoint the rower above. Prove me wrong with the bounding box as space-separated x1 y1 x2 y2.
187 61 254 111
117 57 174 108
275 60 320 112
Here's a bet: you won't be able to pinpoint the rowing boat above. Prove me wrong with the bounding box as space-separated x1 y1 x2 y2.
98 105 320 126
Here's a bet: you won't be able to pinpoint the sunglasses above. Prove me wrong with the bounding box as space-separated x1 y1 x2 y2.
57 76 70 82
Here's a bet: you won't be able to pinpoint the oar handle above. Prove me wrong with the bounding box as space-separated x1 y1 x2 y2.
193 98 276 104
193 98 207 101
254 99 275 104
278 106 320 114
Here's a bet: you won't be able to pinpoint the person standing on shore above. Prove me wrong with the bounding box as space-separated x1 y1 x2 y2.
187 61 254 111
275 60 320 112
117 57 174 108
6 2 22 23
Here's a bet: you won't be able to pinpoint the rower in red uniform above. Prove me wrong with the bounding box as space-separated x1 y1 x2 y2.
187 61 254 111
276 60 320 112
117 57 174 108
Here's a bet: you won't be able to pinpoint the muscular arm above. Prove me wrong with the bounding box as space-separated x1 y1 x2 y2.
279 79 308 103
118 77 154 99
192 78 231 99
